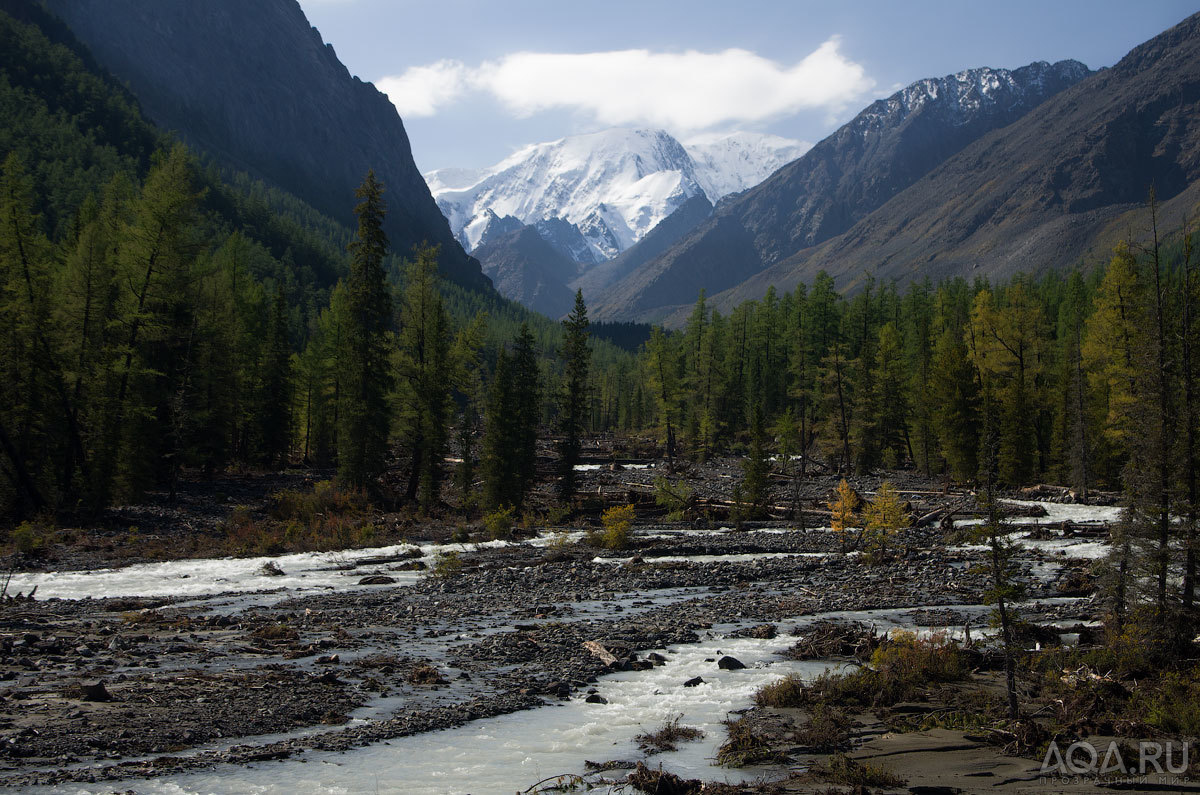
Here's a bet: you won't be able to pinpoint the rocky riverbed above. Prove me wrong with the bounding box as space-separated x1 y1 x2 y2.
0 463 1118 792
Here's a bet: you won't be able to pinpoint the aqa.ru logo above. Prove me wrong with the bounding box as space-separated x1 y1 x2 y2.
1042 740 1189 777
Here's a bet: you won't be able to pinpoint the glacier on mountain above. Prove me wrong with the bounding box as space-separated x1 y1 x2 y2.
425 128 806 263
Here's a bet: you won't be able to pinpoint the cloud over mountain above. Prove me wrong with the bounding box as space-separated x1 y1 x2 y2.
377 39 874 132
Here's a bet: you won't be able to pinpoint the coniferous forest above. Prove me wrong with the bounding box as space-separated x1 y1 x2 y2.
6 1 1200 791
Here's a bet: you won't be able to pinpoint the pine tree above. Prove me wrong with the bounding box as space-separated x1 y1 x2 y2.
336 170 394 492
557 290 590 500
450 312 486 516
871 322 909 468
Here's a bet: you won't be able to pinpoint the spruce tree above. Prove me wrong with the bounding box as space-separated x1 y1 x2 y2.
557 290 590 500
510 323 541 510
481 347 516 511
396 245 452 510
336 171 394 492
742 403 770 518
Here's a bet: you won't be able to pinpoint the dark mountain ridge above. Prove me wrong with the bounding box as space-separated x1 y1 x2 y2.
43 0 488 290
699 10 1200 318
473 226 577 318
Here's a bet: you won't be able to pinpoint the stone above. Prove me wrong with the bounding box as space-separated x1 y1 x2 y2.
78 681 112 702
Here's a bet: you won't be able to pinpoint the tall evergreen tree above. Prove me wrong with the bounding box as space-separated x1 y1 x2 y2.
336 170 394 492
930 327 980 482
396 245 453 510
510 323 542 510
258 285 293 467
557 290 590 500
481 347 516 511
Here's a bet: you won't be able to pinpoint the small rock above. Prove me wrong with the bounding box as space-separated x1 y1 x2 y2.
259 561 286 577
717 656 746 670
358 575 396 585
683 676 705 688
583 640 619 667
586 694 608 704
78 681 113 702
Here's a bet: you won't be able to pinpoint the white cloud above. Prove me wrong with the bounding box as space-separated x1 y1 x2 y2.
376 39 874 132
377 60 470 117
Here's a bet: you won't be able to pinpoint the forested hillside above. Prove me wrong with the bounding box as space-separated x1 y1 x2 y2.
0 3 636 519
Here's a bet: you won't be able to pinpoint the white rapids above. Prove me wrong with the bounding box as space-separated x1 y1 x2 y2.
4 539 512 602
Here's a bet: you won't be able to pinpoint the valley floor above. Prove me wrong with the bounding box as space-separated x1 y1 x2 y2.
0 458 1153 793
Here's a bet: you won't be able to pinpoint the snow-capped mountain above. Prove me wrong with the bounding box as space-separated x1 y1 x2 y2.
685 132 810 201
424 128 806 263
590 60 1093 323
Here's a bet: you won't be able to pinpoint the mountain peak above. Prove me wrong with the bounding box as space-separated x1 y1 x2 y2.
426 127 806 262
591 58 1094 322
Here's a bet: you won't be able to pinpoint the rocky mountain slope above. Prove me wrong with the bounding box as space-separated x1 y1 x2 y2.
570 194 715 302
700 11 1200 318
44 0 488 290
472 227 577 318
591 60 1092 321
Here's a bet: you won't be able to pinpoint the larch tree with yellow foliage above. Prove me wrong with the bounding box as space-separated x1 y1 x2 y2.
829 478 861 553
863 481 911 561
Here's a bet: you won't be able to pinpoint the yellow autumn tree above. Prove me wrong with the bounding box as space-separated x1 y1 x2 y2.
829 479 861 553
863 481 911 562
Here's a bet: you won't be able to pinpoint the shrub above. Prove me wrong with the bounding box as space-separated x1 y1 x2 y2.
483 505 516 540
755 673 808 708
796 704 852 752
270 480 367 523
635 715 705 754
654 477 694 521
11 521 46 555
715 717 789 767
432 551 464 578
599 504 635 549
870 631 969 685
543 503 570 526
810 753 906 788
252 623 298 642
799 633 971 710
1138 671 1200 736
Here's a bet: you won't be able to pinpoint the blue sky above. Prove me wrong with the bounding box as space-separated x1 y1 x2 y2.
298 0 1199 173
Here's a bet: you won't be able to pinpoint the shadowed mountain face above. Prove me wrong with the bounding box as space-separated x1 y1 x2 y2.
592 60 1092 322
700 10 1200 318
473 227 577 319
44 0 488 290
